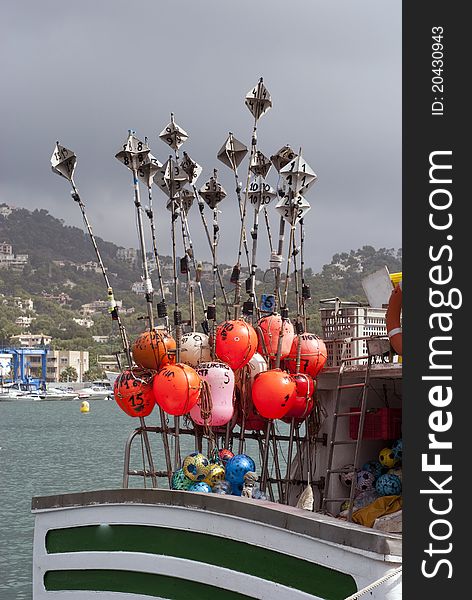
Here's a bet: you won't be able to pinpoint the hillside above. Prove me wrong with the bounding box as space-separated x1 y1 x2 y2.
0 204 402 367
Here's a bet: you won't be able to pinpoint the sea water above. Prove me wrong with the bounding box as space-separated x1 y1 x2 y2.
0 399 264 600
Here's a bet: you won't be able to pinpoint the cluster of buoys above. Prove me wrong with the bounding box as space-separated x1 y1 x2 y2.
338 437 403 516
171 450 266 498
113 318 328 427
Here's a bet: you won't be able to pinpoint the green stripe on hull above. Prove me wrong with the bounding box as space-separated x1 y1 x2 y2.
46 525 356 599
45 569 251 599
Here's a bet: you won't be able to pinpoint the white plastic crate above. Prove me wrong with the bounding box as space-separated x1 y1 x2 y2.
320 305 387 366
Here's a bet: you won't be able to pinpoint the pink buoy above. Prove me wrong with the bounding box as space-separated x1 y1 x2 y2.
257 314 294 359
190 362 235 427
283 373 316 422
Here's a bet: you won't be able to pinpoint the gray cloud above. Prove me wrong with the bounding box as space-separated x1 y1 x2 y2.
1 0 401 270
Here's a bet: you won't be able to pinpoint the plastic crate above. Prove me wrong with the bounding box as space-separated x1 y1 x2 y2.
349 407 402 440
320 305 387 366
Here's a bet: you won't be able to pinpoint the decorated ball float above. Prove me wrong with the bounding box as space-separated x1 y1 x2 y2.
190 362 235 426
182 452 212 481
113 367 156 417
189 482 212 493
375 473 402 496
153 363 202 416
379 447 399 469
215 320 258 370
284 333 327 378
225 454 256 496
171 468 193 490
132 329 176 371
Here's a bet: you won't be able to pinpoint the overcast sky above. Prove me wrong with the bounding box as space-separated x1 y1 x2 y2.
1 0 401 271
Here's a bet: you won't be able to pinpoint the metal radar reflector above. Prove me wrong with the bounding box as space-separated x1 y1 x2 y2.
245 177 276 213
217 133 248 171
180 152 203 185
270 145 298 173
199 174 227 210
245 78 272 120
115 131 151 170
250 150 272 178
275 193 312 224
159 114 188 151
279 153 318 196
154 157 188 199
50 142 77 182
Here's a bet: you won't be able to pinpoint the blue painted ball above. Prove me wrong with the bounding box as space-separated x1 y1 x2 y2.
188 482 212 493
375 473 402 496
361 460 384 480
225 454 256 486
392 438 403 462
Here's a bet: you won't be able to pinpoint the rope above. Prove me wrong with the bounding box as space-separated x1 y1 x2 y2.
343 567 402 600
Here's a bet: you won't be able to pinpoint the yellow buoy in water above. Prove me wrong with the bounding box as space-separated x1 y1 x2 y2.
80 400 90 413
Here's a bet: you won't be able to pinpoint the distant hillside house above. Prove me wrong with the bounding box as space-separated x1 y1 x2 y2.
76 261 103 274
10 333 52 347
41 292 72 305
92 335 109 343
0 242 29 271
97 354 119 371
73 317 94 328
81 299 122 316
1 296 34 312
116 247 138 264
15 316 35 329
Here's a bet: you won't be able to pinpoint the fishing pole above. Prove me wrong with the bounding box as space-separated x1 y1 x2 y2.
199 170 227 357
233 79 272 319
51 142 158 488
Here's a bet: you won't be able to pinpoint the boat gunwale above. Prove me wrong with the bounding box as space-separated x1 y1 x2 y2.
31 488 401 559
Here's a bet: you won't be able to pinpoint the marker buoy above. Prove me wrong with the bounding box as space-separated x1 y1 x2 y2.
386 281 402 355
215 320 258 370
252 369 296 420
285 334 327 378
131 329 176 371
80 400 90 413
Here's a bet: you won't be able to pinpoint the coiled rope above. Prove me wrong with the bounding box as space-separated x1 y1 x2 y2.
343 567 402 600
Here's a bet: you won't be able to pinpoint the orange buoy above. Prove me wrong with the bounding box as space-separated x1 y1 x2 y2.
256 314 294 359
285 334 327 378
251 369 296 420
153 363 202 416
132 329 176 371
113 368 156 417
386 281 402 355
215 320 258 370
283 373 315 422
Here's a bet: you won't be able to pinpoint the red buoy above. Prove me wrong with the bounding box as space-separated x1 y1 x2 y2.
257 314 294 359
114 368 156 417
285 334 327 378
283 373 316 422
153 363 202 416
215 320 258 370
251 369 296 420
132 329 176 371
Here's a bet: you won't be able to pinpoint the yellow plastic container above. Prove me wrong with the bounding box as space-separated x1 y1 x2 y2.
389 272 402 286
